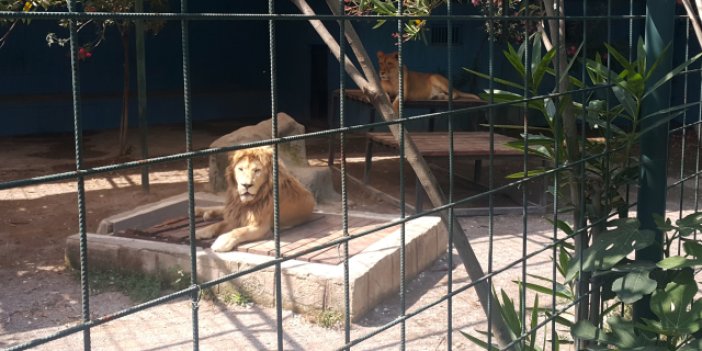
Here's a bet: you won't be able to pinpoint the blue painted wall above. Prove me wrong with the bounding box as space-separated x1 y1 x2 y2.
0 0 498 135
0 0 696 136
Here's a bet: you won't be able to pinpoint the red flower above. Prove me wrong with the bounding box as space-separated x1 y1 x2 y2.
77 47 92 61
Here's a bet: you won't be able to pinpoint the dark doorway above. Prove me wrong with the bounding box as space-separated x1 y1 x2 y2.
309 45 328 127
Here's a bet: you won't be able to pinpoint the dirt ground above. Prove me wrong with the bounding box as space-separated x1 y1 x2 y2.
1 122 700 350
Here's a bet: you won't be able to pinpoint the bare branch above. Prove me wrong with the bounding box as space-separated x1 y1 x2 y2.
542 0 558 49
322 0 387 101
302 0 515 347
682 0 702 49
537 20 553 51
0 20 18 49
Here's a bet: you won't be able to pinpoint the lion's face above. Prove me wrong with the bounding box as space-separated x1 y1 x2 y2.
228 148 273 203
377 51 399 82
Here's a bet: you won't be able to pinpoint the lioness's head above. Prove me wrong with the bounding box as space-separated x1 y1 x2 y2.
227 146 274 203
377 51 399 81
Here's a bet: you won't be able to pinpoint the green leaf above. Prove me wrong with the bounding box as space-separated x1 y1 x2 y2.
478 90 546 113
529 294 539 351
657 256 702 270
530 33 542 75
638 101 698 127
504 44 526 78
565 226 655 281
611 261 657 273
559 42 583 85
533 48 557 89
544 218 574 236
650 269 702 335
460 331 500 351
508 133 556 160
544 311 573 328
643 51 702 99
573 316 658 349
611 84 638 120
514 280 574 300
371 0 395 14
372 19 386 29
545 67 584 88
636 37 646 73
558 245 571 277
604 43 635 73
499 289 522 337
611 271 657 304
683 240 702 258
677 212 702 230
463 68 525 91
604 317 638 348
571 320 600 341
585 57 618 85
642 42 669 82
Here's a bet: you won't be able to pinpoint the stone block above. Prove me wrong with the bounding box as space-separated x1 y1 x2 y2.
68 195 446 323
207 112 340 204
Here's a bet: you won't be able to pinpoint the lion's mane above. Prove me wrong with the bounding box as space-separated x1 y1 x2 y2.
222 146 315 230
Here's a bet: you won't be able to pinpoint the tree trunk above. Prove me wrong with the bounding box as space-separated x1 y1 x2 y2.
542 0 588 325
290 0 516 347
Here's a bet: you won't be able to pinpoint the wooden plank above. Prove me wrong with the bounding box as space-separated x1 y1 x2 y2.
281 216 375 258
156 219 216 242
367 132 522 157
239 214 339 256
311 224 400 265
114 213 395 263
144 216 191 235
283 217 379 260
294 219 387 263
342 89 486 108
236 213 327 253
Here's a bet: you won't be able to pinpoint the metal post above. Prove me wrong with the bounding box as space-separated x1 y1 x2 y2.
634 0 675 321
66 0 91 348
135 0 150 192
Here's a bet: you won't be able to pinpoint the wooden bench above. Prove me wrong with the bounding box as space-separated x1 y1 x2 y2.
326 89 488 166
364 131 522 182
363 131 543 213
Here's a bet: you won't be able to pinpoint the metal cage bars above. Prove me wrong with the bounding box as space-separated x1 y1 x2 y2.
1 2 701 351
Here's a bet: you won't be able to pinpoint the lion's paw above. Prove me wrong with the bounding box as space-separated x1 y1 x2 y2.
195 226 216 240
211 234 238 252
195 207 222 221
202 210 218 221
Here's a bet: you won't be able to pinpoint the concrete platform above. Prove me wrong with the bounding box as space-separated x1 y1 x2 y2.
65 193 447 321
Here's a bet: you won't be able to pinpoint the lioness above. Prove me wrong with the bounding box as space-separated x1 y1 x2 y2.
195 146 316 252
377 51 481 111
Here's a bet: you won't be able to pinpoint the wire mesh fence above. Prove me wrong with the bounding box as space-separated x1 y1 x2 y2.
1 0 702 350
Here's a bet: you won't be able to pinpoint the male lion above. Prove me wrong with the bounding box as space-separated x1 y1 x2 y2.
377 51 481 111
195 146 316 252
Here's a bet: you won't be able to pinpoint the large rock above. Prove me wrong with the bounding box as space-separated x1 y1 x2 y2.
208 113 340 204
